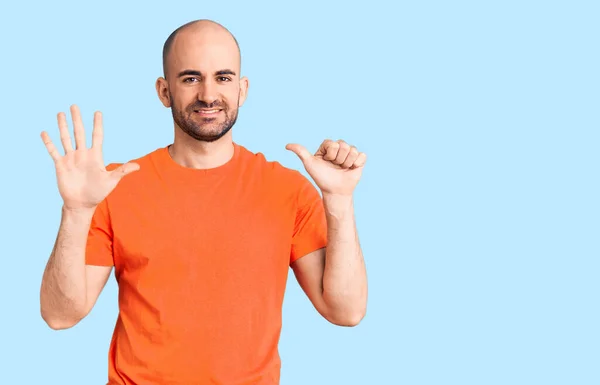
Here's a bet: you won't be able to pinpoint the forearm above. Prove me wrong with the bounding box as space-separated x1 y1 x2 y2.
40 206 94 327
321 193 367 325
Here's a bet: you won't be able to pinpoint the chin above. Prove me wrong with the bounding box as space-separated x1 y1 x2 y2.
189 128 231 142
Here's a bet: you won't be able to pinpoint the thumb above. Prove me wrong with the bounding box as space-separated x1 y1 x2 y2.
286 143 312 163
110 162 140 181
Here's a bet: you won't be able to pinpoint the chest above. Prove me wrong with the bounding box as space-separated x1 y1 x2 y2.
109 177 297 286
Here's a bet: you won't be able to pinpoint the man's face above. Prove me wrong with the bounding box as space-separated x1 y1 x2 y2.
162 29 247 142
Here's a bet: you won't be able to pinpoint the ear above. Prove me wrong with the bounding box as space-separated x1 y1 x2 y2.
238 76 249 107
155 77 171 108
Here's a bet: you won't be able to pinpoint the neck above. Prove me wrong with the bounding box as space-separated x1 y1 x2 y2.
169 130 235 169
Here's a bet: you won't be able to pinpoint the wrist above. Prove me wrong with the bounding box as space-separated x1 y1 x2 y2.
62 205 97 219
322 192 354 219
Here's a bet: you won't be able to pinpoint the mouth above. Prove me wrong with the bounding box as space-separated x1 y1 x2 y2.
194 108 223 117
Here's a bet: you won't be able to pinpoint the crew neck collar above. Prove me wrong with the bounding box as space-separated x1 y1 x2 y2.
159 142 241 176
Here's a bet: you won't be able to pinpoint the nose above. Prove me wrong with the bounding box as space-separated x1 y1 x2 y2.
197 79 218 105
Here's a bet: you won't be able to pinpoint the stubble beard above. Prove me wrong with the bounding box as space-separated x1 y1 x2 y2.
171 93 240 143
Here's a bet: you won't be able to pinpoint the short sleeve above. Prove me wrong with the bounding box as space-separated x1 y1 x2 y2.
290 172 328 264
84 164 120 266
85 197 114 266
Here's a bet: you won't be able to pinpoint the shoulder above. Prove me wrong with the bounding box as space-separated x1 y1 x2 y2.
236 143 313 188
103 146 166 196
105 146 164 171
236 144 321 211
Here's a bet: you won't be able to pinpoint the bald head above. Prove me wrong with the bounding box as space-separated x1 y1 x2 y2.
162 19 241 78
155 19 249 144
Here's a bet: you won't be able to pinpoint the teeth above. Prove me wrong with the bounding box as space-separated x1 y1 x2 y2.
199 109 219 113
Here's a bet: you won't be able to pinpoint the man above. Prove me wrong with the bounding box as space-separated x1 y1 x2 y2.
39 19 367 385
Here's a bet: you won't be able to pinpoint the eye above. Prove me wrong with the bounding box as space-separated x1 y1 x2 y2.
183 77 198 83
218 77 232 82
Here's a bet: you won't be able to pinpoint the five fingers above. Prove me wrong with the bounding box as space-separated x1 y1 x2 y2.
317 139 367 169
41 105 103 161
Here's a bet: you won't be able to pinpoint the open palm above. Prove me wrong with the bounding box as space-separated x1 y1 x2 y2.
41 105 139 211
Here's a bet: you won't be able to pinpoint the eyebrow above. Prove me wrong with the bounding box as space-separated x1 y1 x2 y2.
177 69 237 77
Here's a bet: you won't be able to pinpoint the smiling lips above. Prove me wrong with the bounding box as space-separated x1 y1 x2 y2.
194 108 223 117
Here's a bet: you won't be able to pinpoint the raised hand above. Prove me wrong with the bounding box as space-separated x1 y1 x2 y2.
286 139 367 196
41 105 140 211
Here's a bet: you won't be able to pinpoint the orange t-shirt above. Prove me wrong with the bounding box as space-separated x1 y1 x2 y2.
85 142 327 385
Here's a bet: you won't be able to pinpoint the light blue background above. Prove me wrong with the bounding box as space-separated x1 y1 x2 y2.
1 1 598 384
